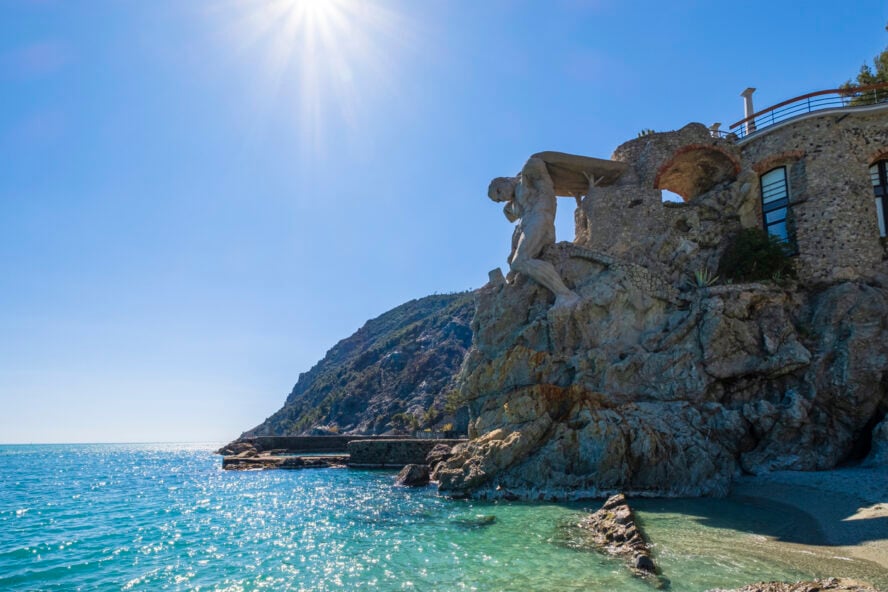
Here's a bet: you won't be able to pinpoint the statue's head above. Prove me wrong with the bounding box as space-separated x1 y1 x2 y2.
488 176 518 203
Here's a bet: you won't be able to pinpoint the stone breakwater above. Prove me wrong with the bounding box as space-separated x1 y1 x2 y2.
220 437 467 471
217 435 411 456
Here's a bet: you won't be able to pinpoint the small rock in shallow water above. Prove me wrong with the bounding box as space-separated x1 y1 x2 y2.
452 514 496 528
395 464 430 487
634 554 655 573
579 493 657 576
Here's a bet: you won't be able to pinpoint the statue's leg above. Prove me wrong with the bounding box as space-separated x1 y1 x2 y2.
511 222 579 308
512 258 576 297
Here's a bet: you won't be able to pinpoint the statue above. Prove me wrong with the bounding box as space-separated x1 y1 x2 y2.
488 156 581 309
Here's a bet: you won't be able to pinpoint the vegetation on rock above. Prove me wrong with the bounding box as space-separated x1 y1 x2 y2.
717 228 795 283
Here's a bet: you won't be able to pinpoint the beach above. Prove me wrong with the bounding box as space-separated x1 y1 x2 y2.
730 467 888 573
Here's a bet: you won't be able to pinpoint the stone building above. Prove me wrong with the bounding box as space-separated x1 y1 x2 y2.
571 88 888 285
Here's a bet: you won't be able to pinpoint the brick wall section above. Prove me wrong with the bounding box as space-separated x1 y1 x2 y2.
750 150 806 174
739 109 888 282
347 439 467 468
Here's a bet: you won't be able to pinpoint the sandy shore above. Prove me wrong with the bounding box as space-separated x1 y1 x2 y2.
730 466 888 573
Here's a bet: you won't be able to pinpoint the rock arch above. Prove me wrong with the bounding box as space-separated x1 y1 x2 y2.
653 144 741 202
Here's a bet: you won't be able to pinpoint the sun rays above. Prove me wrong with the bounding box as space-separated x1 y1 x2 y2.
206 0 412 151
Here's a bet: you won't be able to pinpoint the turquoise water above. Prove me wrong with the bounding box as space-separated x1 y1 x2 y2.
1 444 885 592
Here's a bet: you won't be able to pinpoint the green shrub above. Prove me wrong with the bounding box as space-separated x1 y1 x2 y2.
390 412 419 431
717 228 795 282
444 390 465 414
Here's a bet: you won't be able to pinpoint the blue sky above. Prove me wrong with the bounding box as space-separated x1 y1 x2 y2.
2 0 886 443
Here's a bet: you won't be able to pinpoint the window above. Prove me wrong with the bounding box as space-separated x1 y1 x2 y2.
871 160 888 238
760 167 789 242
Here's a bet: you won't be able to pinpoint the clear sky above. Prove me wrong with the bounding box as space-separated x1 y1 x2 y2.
2 0 886 444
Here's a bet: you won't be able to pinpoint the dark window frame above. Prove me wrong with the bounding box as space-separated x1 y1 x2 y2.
760 166 790 244
872 159 888 238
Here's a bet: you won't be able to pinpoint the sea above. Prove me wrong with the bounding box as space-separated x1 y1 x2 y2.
1 443 885 592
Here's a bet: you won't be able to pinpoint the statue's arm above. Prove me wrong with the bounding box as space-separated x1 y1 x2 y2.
503 201 522 222
521 157 551 192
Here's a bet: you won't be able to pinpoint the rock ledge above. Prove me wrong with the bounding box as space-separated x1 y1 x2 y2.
579 493 657 576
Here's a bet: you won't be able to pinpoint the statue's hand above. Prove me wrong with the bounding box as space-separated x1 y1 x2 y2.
503 201 521 223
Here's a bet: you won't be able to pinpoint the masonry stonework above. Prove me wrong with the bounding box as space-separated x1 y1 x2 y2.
738 108 888 282
570 108 888 286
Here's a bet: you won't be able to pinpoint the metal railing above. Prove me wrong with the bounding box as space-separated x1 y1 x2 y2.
723 82 888 140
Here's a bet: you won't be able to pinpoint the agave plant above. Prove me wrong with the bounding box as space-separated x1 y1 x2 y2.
690 268 719 288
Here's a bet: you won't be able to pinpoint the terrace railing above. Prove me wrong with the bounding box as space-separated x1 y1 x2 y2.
722 82 888 140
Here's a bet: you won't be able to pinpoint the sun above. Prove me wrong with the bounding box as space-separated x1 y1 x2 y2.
208 0 410 151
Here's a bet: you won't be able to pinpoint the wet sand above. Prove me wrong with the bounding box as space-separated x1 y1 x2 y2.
730 467 888 572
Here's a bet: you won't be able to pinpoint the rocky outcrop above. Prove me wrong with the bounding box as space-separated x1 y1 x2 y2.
217 440 258 456
426 443 453 473
434 243 888 499
706 578 881 592
578 494 656 576
244 293 474 436
394 464 430 487
347 438 466 468
222 454 348 471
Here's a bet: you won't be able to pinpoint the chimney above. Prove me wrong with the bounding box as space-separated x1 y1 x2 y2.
740 87 756 135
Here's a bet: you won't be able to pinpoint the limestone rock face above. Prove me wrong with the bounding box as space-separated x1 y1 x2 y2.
434 244 888 499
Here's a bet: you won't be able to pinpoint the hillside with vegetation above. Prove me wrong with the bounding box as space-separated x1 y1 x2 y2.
244 292 475 437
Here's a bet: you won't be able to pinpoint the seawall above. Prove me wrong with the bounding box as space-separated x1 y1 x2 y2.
347 439 467 468
234 435 411 453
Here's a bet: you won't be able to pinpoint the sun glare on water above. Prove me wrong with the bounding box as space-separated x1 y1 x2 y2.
210 0 411 148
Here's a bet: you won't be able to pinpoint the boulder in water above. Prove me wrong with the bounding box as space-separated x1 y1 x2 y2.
395 464 430 487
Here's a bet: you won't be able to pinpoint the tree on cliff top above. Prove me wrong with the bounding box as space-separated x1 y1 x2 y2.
841 23 888 104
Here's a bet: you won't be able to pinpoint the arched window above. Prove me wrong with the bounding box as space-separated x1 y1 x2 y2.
760 167 789 242
870 160 888 237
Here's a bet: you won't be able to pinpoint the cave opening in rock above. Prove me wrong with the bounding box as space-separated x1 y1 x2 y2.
844 406 886 464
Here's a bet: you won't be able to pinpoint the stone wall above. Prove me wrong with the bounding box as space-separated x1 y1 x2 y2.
347 438 467 468
240 435 410 453
738 107 888 283
570 108 888 286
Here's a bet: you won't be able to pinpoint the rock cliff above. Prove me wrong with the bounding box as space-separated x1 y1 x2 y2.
433 244 888 499
245 292 474 436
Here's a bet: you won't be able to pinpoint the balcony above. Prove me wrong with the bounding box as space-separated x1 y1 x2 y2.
718 82 888 140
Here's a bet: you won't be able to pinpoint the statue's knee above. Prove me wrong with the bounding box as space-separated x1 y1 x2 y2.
510 259 528 274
